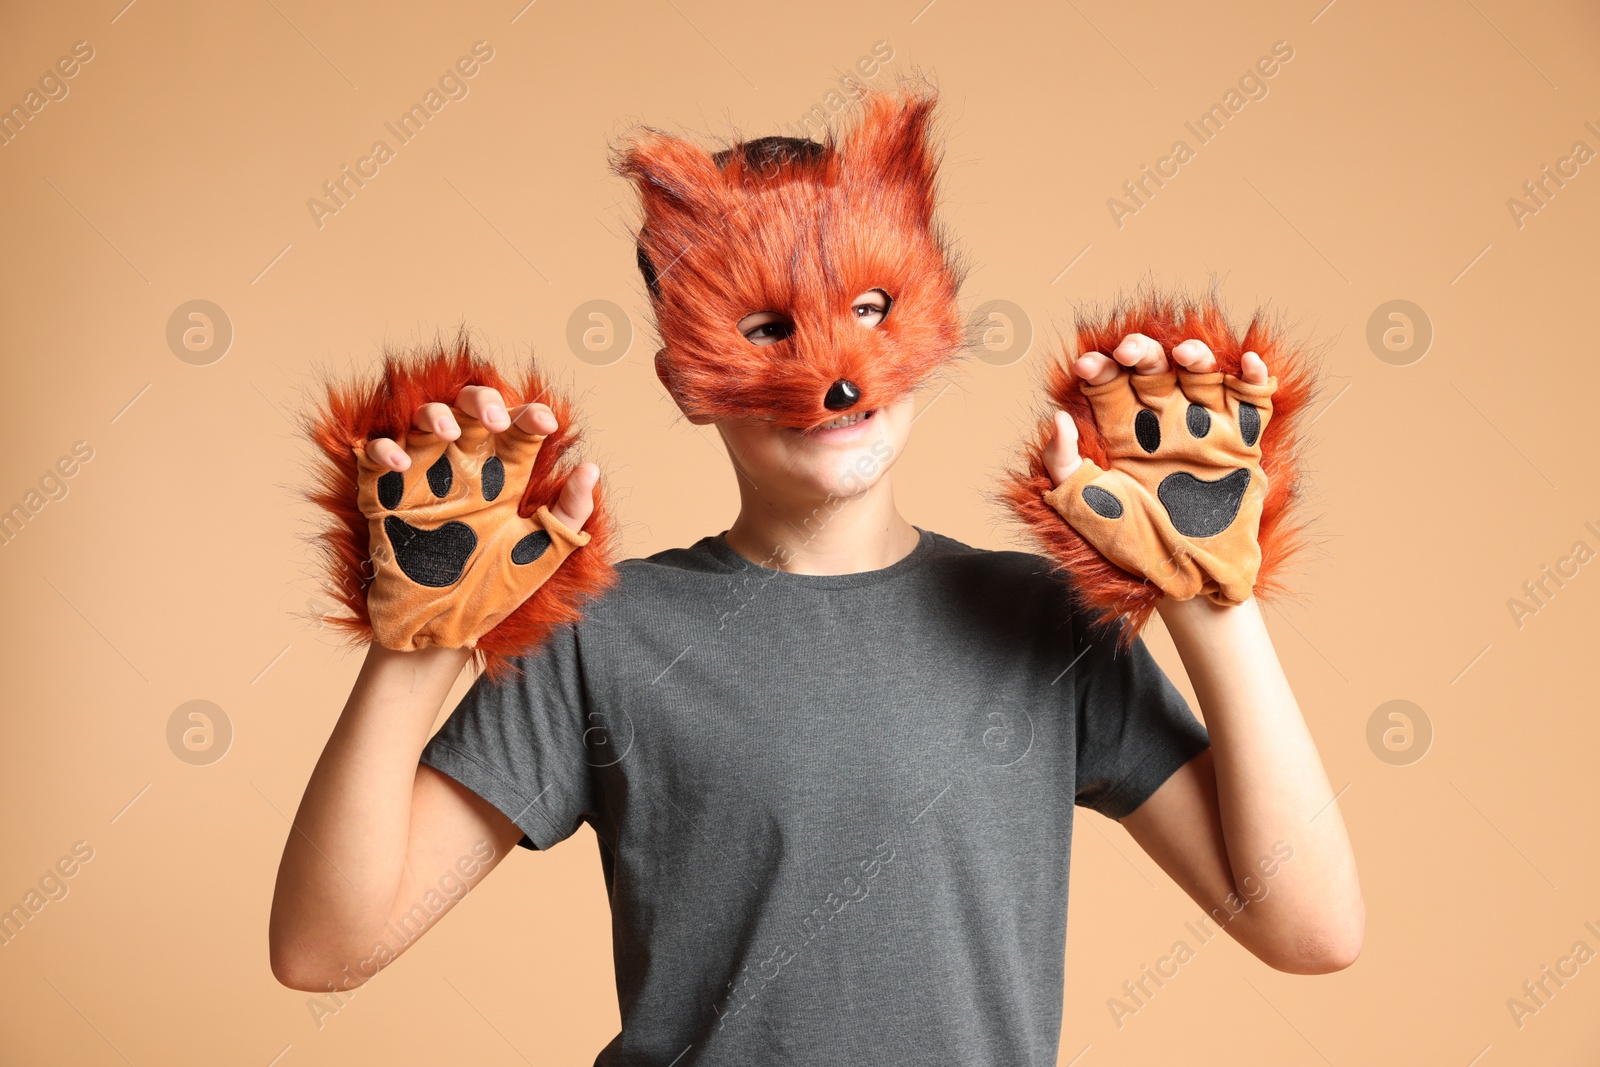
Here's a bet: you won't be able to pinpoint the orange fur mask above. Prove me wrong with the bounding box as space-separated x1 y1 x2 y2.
613 90 965 428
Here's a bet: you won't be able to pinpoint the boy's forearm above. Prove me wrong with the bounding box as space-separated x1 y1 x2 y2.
1155 595 1363 964
269 644 472 979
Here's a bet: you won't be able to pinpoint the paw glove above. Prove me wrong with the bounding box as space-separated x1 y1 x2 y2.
1006 289 1317 641
1044 367 1278 606
353 409 591 653
304 336 615 680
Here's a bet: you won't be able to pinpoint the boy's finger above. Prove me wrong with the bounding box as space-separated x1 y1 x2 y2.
549 462 599 532
364 438 409 471
1072 353 1120 385
411 401 458 438
509 402 559 436
1043 411 1084 485
1112 333 1169 375
455 385 510 431
1171 339 1218 372
1240 351 1270 384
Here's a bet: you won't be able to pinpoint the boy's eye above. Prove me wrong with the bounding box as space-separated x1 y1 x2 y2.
736 311 794 346
852 288 892 329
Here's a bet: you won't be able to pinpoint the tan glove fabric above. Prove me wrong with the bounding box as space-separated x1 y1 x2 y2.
353 408 590 651
1042 368 1278 605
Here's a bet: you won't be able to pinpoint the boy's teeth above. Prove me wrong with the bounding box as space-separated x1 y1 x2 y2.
820 412 867 430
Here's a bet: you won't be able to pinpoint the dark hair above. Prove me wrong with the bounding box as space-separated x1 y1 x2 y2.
711 135 827 173
636 135 826 301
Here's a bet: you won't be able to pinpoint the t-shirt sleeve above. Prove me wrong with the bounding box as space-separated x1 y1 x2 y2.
420 623 596 851
1071 614 1210 820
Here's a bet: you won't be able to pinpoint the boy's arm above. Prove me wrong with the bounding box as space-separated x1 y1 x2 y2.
1119 595 1364 974
268 643 522 991
1029 326 1361 973
270 386 599 991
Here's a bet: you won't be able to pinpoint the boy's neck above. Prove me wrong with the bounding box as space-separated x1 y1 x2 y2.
722 475 921 576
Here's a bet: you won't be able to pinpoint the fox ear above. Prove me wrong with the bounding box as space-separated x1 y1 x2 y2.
840 91 941 228
612 129 730 226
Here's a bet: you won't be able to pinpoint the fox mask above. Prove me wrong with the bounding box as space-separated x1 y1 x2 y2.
614 90 965 429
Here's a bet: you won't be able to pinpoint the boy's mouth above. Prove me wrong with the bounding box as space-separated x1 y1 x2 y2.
810 408 875 433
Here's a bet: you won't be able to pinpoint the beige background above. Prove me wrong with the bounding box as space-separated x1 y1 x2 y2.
1 0 1596 1063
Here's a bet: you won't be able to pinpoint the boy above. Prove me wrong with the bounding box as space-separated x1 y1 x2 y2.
270 90 1361 1065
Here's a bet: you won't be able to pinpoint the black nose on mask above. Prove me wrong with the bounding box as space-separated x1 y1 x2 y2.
823 379 861 411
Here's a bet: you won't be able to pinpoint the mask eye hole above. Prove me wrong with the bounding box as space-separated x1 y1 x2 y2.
852 289 891 329
736 311 794 346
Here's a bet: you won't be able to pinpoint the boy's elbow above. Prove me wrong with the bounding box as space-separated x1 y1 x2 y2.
270 944 315 991
1238 881 1366 975
269 937 371 993
1255 918 1365 974
271 946 327 992
1275 928 1363 974
271 960 323 993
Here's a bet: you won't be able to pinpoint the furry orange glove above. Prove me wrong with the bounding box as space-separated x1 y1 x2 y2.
305 335 616 680
353 409 591 653
1043 368 1278 605
1006 289 1317 640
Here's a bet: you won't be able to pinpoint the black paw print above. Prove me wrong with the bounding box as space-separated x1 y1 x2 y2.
376 451 551 589
1070 369 1270 540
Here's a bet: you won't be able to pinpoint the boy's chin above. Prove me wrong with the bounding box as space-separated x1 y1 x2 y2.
806 464 885 500
781 406 905 498
784 441 896 500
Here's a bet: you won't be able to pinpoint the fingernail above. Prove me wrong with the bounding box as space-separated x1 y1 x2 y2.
487 405 508 426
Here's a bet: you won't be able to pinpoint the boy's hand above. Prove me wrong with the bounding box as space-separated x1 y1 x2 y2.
357 384 599 652
1041 334 1277 605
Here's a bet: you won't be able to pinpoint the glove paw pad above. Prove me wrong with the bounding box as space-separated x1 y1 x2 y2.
384 515 477 587
1157 467 1251 539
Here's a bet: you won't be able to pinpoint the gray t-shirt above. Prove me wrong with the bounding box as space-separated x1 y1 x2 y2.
421 528 1208 1066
